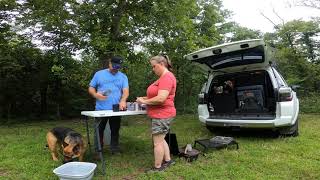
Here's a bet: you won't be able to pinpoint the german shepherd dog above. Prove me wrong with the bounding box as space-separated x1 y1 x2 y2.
46 127 86 163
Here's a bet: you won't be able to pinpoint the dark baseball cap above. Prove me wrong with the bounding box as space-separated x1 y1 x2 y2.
111 56 123 69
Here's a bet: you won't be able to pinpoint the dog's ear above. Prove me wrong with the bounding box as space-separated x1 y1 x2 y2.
73 139 86 156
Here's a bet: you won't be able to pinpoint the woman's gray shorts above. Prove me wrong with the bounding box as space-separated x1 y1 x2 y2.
151 118 174 135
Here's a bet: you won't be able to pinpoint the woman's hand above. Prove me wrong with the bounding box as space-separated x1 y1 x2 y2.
136 97 147 104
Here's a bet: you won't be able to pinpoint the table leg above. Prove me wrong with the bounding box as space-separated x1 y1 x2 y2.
84 116 91 155
94 117 106 175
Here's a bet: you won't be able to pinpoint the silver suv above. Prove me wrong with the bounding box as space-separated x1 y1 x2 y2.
185 39 299 136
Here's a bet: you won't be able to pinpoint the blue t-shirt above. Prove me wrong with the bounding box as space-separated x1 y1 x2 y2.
89 69 129 110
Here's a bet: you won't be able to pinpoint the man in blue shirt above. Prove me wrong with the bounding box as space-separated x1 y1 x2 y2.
88 56 129 154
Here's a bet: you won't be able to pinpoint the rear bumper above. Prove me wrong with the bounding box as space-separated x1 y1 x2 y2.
201 116 295 128
205 120 275 128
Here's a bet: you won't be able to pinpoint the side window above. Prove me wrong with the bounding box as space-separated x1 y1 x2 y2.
273 68 287 87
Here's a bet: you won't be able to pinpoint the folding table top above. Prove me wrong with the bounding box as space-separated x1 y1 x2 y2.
81 110 147 117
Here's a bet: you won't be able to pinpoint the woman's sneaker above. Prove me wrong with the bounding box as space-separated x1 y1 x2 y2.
162 160 175 168
145 166 166 173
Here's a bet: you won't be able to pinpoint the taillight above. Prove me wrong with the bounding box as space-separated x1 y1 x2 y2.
278 87 293 102
198 93 207 104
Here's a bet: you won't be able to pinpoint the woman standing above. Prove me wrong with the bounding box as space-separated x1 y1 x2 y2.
136 54 176 172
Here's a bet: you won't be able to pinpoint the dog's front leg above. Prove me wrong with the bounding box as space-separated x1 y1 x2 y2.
46 132 59 161
51 151 59 161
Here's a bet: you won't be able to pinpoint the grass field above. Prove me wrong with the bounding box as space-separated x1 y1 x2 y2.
1 114 320 180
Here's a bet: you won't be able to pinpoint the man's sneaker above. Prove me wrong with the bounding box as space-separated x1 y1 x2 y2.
111 150 122 155
145 166 166 173
162 160 175 168
110 147 122 155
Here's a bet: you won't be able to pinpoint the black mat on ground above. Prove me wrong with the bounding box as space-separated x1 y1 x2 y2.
194 136 239 152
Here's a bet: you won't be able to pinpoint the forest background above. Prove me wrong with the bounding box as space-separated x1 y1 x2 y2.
1 0 319 121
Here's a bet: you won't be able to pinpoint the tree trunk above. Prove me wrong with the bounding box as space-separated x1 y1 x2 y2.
97 0 127 67
110 0 127 42
40 85 48 116
56 103 60 120
6 102 11 121
182 73 185 113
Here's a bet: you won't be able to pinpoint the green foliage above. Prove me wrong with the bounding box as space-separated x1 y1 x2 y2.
299 92 320 113
265 18 320 114
0 24 42 119
265 18 320 93
124 52 153 102
19 0 81 52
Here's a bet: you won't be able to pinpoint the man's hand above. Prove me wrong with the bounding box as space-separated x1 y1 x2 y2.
95 92 107 100
119 101 126 110
89 87 107 100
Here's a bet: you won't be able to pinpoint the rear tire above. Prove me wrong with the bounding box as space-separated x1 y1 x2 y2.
279 118 299 137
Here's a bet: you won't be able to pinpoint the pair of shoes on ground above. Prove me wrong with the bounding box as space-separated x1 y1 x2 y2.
93 146 121 160
145 160 175 173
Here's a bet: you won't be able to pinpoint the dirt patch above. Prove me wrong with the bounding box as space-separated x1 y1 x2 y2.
0 168 10 177
112 168 145 180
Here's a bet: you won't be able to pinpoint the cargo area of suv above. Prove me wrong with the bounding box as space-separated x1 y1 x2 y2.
207 70 276 120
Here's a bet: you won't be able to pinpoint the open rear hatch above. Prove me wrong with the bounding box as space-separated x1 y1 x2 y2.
184 39 273 73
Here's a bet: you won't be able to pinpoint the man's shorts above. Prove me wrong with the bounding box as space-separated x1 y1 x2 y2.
151 118 174 135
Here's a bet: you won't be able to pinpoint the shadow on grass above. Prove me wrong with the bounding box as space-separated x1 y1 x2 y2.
84 134 151 158
83 133 152 177
210 127 280 139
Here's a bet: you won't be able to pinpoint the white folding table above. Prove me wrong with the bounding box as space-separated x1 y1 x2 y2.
81 110 147 175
